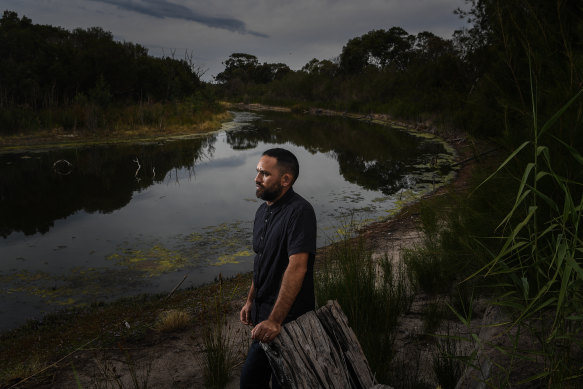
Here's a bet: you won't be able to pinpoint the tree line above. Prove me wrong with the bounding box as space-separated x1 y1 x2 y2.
214 27 471 130
214 0 583 143
0 10 209 134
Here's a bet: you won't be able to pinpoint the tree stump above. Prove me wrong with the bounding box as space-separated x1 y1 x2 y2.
261 300 392 389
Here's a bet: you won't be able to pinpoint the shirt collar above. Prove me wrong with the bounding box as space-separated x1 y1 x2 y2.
267 187 295 211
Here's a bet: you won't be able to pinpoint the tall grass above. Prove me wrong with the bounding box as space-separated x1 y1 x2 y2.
432 326 464 389
196 277 247 389
470 86 583 385
404 202 456 294
315 229 412 384
402 181 505 297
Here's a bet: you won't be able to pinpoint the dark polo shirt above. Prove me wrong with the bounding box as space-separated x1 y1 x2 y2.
251 187 317 325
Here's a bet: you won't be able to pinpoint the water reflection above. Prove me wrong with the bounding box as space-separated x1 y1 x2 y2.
225 113 445 194
0 135 216 237
0 111 456 330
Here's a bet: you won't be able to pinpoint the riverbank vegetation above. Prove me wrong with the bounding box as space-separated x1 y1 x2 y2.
0 10 224 143
1 0 583 387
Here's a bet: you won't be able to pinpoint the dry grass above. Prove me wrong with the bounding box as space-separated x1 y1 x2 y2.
155 309 192 333
0 110 232 151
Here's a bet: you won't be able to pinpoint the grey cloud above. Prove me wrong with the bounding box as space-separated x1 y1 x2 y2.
92 0 268 37
200 155 247 169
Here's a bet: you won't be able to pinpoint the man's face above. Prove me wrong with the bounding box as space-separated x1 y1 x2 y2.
255 155 285 203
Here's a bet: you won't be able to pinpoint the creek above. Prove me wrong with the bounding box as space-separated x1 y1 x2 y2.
0 110 456 330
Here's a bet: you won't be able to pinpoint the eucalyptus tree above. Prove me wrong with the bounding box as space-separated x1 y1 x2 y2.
339 27 415 74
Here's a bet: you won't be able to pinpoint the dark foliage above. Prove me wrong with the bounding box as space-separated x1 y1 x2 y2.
214 0 583 147
214 26 471 130
214 53 290 89
0 10 202 133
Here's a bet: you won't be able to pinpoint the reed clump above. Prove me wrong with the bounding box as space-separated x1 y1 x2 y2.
315 227 413 384
467 86 583 386
196 276 247 389
402 86 583 387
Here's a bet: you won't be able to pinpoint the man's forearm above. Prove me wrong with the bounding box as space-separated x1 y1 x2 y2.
246 280 255 303
268 252 308 325
240 280 255 325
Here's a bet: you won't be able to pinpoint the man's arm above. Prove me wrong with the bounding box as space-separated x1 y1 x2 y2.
240 280 255 325
250 252 308 342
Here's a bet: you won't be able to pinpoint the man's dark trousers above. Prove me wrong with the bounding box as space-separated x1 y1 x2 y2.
240 340 281 389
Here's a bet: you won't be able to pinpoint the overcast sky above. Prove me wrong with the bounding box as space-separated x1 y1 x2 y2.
4 0 470 81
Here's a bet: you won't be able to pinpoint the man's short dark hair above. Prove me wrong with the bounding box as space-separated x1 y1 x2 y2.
262 148 299 184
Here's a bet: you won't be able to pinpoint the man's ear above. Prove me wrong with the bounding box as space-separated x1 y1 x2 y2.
281 173 292 187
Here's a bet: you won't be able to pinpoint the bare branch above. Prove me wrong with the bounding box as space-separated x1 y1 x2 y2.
133 157 141 182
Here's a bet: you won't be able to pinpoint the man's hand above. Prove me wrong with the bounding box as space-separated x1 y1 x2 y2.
240 301 252 326
251 319 281 343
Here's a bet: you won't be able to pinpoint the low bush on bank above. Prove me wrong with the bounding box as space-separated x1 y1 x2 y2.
0 95 225 136
155 309 192 333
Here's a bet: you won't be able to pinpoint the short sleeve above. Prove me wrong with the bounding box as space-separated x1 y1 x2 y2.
287 203 317 257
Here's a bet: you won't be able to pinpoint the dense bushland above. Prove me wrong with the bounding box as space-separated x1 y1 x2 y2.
0 10 219 134
215 29 470 131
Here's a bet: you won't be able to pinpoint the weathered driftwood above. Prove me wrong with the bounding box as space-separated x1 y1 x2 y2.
262 300 390 389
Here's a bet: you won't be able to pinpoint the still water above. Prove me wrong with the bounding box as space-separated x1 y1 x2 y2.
0 111 456 330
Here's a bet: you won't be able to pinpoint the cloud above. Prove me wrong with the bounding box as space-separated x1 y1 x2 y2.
91 0 268 37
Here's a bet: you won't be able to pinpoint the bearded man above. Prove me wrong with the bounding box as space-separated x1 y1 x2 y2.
239 148 317 389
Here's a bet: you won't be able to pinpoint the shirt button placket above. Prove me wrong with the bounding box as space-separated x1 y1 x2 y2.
262 210 270 241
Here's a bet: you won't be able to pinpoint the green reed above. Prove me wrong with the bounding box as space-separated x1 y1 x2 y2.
197 276 247 389
470 85 583 385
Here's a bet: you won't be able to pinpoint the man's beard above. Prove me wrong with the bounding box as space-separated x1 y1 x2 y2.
256 183 283 202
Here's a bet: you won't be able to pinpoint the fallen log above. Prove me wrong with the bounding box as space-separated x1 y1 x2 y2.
261 300 393 389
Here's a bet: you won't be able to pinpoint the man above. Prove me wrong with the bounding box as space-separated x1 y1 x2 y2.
240 148 317 389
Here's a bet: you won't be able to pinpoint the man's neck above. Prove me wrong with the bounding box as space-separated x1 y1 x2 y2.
266 186 292 207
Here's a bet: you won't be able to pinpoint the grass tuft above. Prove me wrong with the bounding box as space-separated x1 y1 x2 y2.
432 328 464 389
155 309 191 332
403 202 460 295
196 276 247 388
